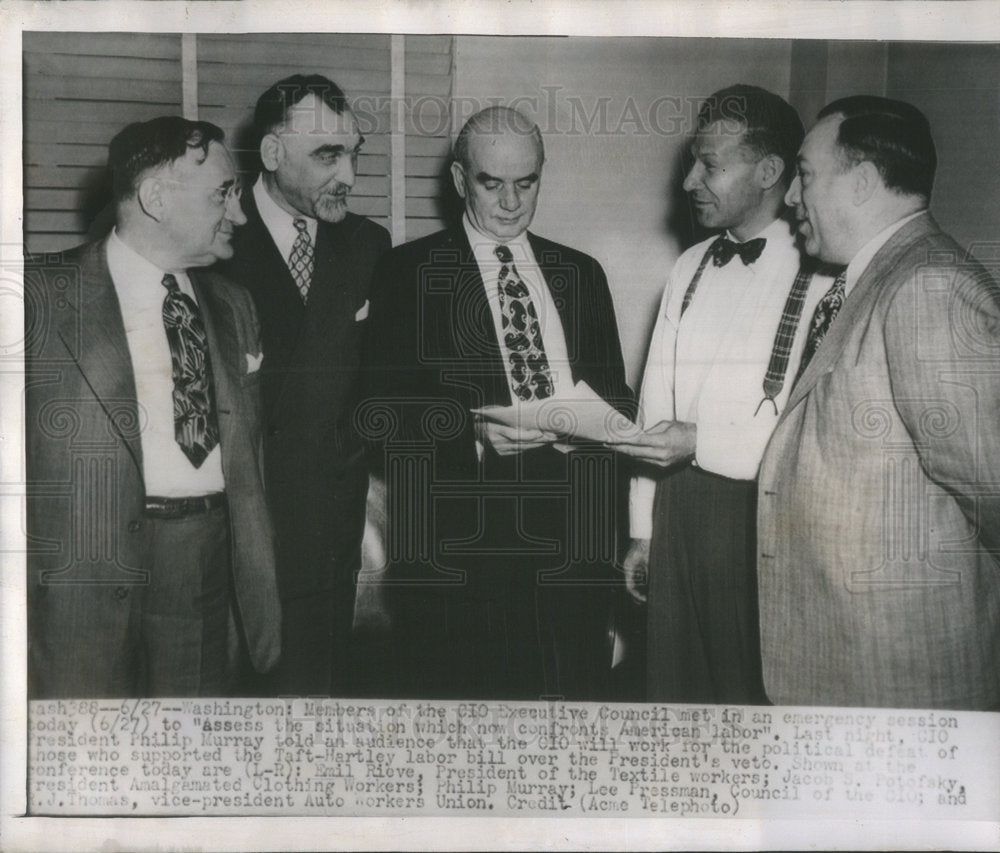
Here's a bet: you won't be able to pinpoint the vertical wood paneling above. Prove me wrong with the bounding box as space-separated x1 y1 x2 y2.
390 35 407 245
403 35 454 240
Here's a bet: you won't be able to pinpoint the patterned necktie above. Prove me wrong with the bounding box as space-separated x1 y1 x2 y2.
289 218 314 303
794 269 848 384
495 244 554 401
161 274 220 468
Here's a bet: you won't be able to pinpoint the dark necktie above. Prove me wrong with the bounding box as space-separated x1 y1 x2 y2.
289 218 314 303
680 235 767 318
794 269 848 384
161 273 220 468
710 235 766 267
495 244 554 401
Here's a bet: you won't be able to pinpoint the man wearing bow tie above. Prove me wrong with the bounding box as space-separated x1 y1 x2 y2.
614 86 836 703
219 75 390 697
364 106 633 699
25 117 280 698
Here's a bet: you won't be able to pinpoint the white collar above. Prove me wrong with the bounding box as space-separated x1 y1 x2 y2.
462 214 533 261
253 175 318 249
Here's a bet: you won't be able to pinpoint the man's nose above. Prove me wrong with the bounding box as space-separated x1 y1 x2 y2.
785 175 801 207
335 154 356 188
498 184 518 211
681 164 700 193
226 190 247 225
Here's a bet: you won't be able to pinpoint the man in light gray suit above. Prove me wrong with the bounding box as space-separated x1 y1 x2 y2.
758 96 1000 709
25 117 280 698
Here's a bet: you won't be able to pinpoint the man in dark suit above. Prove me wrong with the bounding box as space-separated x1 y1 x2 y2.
364 107 633 700
218 75 390 697
758 96 1000 708
25 117 280 698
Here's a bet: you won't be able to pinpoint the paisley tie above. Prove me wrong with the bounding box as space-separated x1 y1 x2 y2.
161 273 220 467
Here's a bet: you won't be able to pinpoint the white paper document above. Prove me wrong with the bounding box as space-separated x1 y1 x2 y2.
472 381 642 444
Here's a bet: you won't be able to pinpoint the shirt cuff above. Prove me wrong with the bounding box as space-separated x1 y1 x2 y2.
629 474 657 539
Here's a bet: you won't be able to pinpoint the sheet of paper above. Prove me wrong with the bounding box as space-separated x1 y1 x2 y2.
472 381 642 444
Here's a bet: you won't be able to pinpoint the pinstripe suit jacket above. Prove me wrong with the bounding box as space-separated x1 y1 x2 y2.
757 213 1000 709
25 238 281 698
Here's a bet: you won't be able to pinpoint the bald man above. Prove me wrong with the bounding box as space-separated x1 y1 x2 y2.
364 107 634 700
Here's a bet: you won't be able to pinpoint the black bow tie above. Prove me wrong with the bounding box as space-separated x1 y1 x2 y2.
710 236 766 267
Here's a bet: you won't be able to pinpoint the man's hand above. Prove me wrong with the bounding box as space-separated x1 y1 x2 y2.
478 418 558 456
610 420 696 468
623 538 651 604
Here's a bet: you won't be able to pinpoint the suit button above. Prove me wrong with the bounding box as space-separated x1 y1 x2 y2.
128 520 142 533
114 587 129 599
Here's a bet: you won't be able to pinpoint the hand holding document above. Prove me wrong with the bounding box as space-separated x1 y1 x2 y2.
472 381 642 445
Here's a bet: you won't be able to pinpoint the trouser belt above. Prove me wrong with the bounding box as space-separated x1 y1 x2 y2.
144 492 227 518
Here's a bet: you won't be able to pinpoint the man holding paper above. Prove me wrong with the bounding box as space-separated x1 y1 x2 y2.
364 106 633 700
615 86 836 704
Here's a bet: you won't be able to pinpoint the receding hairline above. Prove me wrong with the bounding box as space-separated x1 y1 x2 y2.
453 107 544 168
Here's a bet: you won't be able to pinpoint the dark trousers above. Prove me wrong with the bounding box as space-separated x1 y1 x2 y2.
251 463 368 698
110 505 231 697
646 465 768 705
387 573 612 701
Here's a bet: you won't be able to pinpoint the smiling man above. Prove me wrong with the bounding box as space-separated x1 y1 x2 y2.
757 96 1000 709
364 106 633 699
613 85 836 704
25 117 280 697
219 75 390 698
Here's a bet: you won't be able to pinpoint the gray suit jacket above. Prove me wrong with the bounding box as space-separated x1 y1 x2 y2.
25 238 281 698
758 213 1000 709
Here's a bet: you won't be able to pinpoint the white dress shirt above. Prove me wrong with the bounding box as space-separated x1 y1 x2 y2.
462 215 574 399
106 229 225 497
845 209 926 296
253 175 318 266
629 216 835 538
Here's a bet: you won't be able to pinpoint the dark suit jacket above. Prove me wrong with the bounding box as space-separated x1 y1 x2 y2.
758 213 1000 709
24 238 281 698
218 192 390 599
363 226 635 596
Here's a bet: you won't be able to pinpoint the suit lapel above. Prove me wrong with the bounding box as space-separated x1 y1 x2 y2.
448 227 510 406
191 272 240 470
299 219 356 333
241 189 304 306
783 213 939 414
529 231 580 384
61 239 143 473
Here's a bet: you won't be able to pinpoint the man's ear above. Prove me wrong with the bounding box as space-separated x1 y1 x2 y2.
260 133 283 172
852 160 880 205
757 153 785 192
450 160 468 199
136 176 165 221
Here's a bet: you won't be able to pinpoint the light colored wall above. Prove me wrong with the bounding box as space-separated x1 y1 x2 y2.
453 36 793 385
797 40 1000 257
885 43 1000 255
